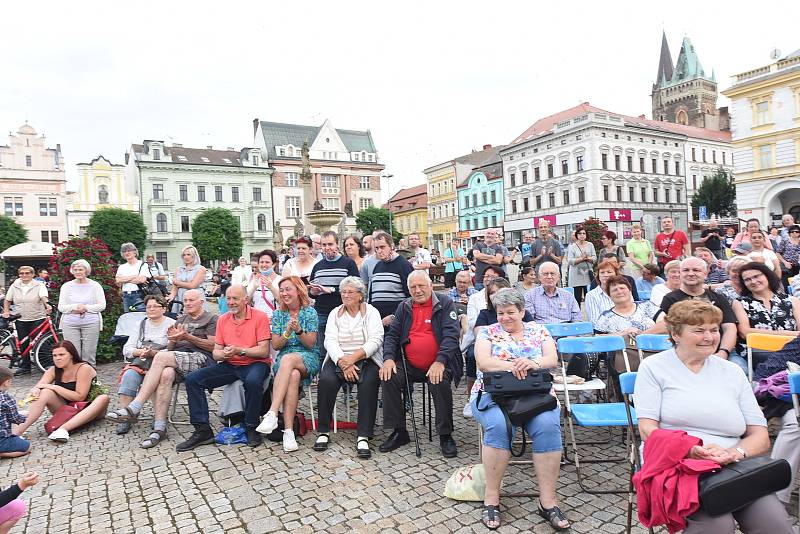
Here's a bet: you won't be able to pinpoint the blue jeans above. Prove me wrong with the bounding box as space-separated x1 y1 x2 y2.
729 352 748 375
118 368 144 397
464 345 477 379
317 312 329 363
471 392 562 453
122 291 144 312
185 362 270 428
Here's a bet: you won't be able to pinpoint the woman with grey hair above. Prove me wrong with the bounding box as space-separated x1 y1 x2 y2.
314 276 384 458
57 260 106 366
167 245 207 315
115 243 148 312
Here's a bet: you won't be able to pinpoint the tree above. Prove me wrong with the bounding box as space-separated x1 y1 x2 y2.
0 215 28 254
355 207 402 241
192 208 243 263
87 208 147 262
581 217 607 254
48 237 122 364
691 167 737 218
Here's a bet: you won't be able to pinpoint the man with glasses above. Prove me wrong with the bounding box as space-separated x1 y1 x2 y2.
524 262 580 324
2 266 50 376
471 231 504 290
531 221 563 271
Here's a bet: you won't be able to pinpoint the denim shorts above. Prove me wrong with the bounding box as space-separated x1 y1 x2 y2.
0 435 30 454
471 391 562 453
118 368 144 397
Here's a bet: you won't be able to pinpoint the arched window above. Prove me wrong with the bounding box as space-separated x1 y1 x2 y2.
156 213 167 232
98 185 109 204
676 110 688 125
257 214 266 231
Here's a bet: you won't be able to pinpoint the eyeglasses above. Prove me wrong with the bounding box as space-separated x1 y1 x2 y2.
791 230 800 234
742 273 766 284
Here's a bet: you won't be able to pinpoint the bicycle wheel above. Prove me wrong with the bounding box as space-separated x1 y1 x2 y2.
0 329 15 365
33 332 56 372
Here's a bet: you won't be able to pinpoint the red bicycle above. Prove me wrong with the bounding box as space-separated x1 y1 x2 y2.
0 313 59 373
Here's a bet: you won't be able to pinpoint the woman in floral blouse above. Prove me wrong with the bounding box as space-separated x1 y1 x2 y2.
778 224 800 289
471 288 570 531
595 276 661 336
732 263 800 349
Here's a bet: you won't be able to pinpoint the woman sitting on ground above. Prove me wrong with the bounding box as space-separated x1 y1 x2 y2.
475 278 534 329
649 260 681 307
256 276 320 452
14 340 109 443
472 288 570 531
635 300 793 533
314 276 383 459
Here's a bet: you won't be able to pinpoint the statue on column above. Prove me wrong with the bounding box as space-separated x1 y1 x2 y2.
313 199 324 211
344 201 354 217
293 217 304 238
273 221 284 247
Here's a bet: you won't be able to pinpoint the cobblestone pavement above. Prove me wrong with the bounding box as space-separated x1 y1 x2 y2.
1 363 793 533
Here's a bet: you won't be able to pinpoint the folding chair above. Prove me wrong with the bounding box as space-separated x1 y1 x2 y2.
620 371 650 534
789 372 800 517
562 287 575 296
635 334 672 361
746 333 794 382
636 290 651 302
169 379 191 425
559 335 634 493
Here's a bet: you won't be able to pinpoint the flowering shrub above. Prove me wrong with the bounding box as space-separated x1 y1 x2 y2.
48 237 123 364
581 217 607 254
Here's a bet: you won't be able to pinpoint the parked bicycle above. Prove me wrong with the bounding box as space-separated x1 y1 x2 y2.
0 310 60 373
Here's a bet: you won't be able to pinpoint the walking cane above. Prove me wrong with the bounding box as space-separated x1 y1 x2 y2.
400 341 422 458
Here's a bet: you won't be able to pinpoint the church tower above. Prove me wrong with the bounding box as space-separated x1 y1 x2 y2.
651 33 728 130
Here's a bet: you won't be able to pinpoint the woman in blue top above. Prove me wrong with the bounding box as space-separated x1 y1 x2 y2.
168 245 206 315
257 275 319 452
442 238 467 288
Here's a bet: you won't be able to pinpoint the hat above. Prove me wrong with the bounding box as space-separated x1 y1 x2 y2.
733 242 753 254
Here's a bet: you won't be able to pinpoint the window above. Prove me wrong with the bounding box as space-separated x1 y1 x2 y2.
603 185 609 201
652 187 659 203
235 216 241 229
25 155 32 167
472 193 478 206
285 173 299 187
321 197 340 210
665 189 671 203
253 187 262 202
39 197 57 216
601 153 608 169
523 197 529 211
152 184 164 199
180 216 190 232
702 149 707 162
759 145 772 168
651 158 657 173
286 197 300 218
692 175 697 189
616 185 622 201
473 218 478 229
676 190 682 204
152 149 161 161
576 157 583 172
578 187 585 203
510 173 516 187
511 200 517 213
321 175 339 188
4 197 22 216
257 214 266 231
548 192 555 207
156 213 167 232
691 147 696 161
464 196 469 208
614 154 621 170
664 160 669 175
563 190 570 205
535 195 542 209
482 192 488 204
521 170 528 184
200 157 210 163
279 148 285 156
215 186 223 202
156 252 168 270
353 153 359 161
197 186 206 202
534 167 541 181
490 190 496 204
492 215 498 227
675 161 680 175
641 187 647 202
547 163 554 178
359 198 373 210
722 152 727 165
639 157 645 172
466 219 471 230
712 151 717 164
179 185 188 201
359 176 371 189
483 216 489 228
627 155 633 171
231 186 239 203
755 101 769 125
561 160 568 175
253 155 259 166
629 186 635 201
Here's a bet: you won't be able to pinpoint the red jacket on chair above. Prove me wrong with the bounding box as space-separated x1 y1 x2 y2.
632 428 721 533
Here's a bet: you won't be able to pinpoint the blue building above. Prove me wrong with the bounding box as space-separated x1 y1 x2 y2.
457 156 504 244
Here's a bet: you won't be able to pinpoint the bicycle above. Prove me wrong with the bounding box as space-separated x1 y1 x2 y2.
0 312 60 373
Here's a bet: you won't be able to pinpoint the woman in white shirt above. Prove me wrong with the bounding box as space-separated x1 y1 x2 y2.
584 259 619 323
231 256 253 286
314 276 383 459
281 236 318 285
247 249 282 318
748 230 781 278
58 260 106 366
115 243 148 312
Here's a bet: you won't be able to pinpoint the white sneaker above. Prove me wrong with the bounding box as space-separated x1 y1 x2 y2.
48 428 70 442
256 411 278 434
282 429 299 452
462 401 473 418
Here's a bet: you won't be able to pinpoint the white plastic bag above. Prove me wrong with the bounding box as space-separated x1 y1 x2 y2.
443 464 486 501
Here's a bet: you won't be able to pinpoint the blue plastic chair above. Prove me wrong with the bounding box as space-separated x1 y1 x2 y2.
562 286 575 296
543 322 593 339
636 290 651 302
619 372 644 533
635 334 672 363
558 335 633 494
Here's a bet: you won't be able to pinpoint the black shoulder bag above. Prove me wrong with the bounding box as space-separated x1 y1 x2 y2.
137 262 166 298
476 369 557 457
698 456 791 516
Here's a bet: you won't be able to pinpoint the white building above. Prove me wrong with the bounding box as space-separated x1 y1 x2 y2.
722 50 800 225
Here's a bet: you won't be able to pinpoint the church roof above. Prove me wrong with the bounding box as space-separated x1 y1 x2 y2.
661 37 713 88
655 31 674 87
258 120 377 159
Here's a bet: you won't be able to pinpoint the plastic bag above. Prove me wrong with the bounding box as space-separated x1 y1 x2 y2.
215 423 248 445
443 464 486 501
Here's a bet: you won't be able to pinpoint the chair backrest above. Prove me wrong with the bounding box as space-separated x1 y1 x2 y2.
562 287 575 295
619 371 637 395
113 311 147 337
544 322 593 338
637 290 651 302
558 335 626 354
789 372 800 395
635 334 672 352
746 333 794 352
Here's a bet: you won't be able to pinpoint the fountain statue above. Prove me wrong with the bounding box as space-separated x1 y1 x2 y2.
300 141 346 233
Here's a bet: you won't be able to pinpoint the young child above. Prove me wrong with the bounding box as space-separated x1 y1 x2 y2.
0 368 30 458
0 471 39 533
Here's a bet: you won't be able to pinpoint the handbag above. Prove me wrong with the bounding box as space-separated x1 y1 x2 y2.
565 353 600 380
477 369 557 457
215 423 248 445
137 262 166 297
127 318 168 371
698 456 791 516
44 401 89 434
443 464 486 501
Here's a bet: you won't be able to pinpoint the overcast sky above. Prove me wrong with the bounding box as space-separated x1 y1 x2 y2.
2 1 798 199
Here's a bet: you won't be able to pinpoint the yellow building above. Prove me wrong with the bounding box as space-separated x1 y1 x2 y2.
722 50 800 223
387 184 428 245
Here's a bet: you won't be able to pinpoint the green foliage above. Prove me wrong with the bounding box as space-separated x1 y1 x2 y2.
691 167 737 218
0 215 28 254
355 207 402 241
581 217 607 253
48 237 122 364
87 208 147 262
192 208 243 263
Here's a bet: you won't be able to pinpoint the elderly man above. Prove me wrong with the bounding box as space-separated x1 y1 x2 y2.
472 230 504 290
367 232 414 326
176 285 271 451
654 216 691 268
524 262 581 324
732 218 774 251
694 247 728 287
379 271 461 457
635 264 664 294
781 214 796 241
700 219 726 260
107 289 217 447
448 270 477 316
408 233 432 273
531 221 563 269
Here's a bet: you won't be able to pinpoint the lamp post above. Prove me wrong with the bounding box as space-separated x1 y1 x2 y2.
381 173 394 237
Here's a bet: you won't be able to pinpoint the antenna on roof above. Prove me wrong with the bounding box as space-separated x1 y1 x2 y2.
770 48 781 60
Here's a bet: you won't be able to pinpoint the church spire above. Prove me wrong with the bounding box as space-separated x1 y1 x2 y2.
655 31 674 86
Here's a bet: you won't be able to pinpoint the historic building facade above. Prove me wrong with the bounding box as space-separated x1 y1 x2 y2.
125 141 273 269
387 185 428 243
67 155 138 237
723 49 800 225
0 123 67 244
255 119 384 240
457 153 505 244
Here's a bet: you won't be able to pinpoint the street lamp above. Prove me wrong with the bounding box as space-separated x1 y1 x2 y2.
381 173 394 237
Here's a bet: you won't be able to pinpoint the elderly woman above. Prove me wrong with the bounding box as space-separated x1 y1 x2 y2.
343 235 366 272
778 224 800 288
113 295 175 435
57 260 106 366
281 236 318 285
472 288 569 531
168 245 206 316
595 276 661 336
231 256 252 286
585 259 620 323
115 242 148 313
2 266 50 376
256 276 319 452
597 230 626 268
566 227 596 304
14 340 109 443
626 224 654 278
714 257 748 305
247 249 282 318
475 278 534 329
650 259 681 307
635 300 793 533
314 276 383 458
732 262 800 344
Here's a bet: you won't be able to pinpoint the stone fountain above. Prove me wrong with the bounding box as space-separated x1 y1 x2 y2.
299 141 346 233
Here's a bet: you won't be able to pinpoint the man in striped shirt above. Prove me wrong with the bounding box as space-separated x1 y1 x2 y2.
367 232 414 327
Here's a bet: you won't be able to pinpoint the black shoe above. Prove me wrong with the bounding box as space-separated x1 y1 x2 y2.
246 427 262 448
13 367 31 377
116 421 132 435
378 429 410 453
175 426 215 452
440 434 458 458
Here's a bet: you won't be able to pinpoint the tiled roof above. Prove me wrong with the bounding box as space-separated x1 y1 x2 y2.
131 144 245 166
258 121 377 158
510 102 610 144
387 184 428 212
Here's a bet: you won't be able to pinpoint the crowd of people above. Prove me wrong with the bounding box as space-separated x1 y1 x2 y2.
0 213 799 532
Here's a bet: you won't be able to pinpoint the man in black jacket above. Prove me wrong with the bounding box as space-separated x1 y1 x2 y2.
378 271 462 457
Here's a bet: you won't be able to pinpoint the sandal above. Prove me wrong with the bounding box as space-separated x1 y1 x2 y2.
106 406 139 422
481 504 501 530
537 501 570 531
141 429 167 449
313 433 330 452
356 437 371 459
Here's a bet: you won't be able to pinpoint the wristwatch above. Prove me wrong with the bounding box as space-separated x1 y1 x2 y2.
239 349 246 356
735 446 747 460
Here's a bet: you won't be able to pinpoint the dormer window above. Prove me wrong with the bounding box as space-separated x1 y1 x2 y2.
153 149 161 161
354 153 360 161
222 158 232 164
177 155 188 162
253 155 259 166
368 154 374 162
279 148 285 156
200 157 210 163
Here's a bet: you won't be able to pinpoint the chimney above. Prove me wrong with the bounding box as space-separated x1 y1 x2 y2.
639 114 646 119
482 144 492 150
172 143 183 148
206 145 213 150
